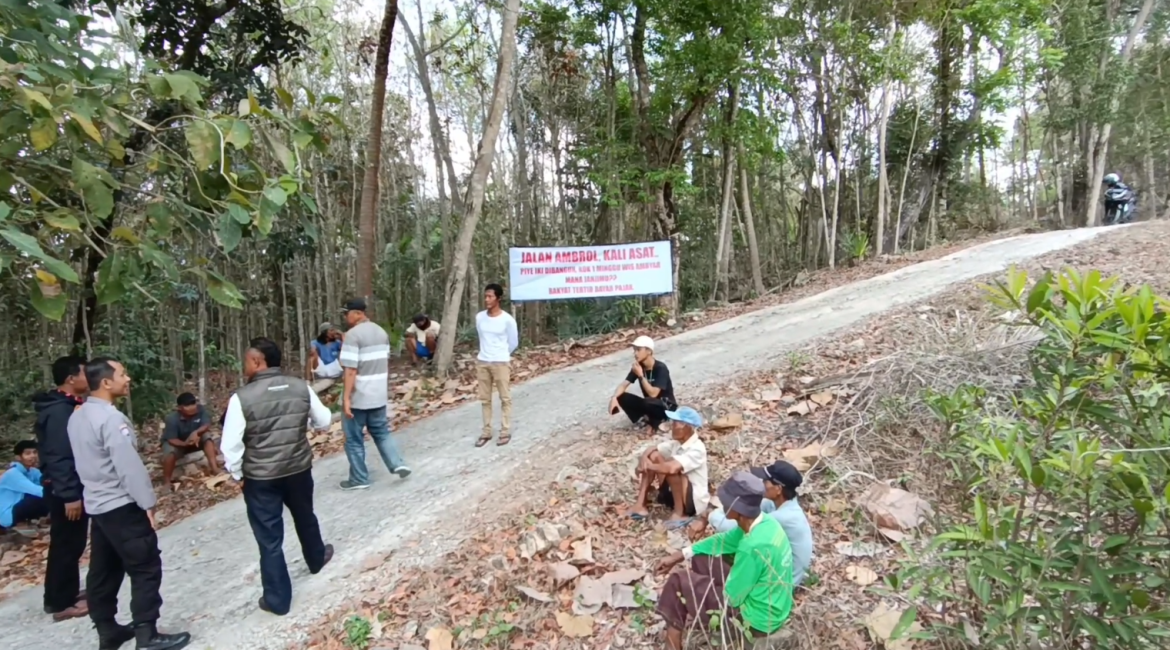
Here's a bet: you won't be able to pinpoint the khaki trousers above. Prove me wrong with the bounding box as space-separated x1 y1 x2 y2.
476 361 512 436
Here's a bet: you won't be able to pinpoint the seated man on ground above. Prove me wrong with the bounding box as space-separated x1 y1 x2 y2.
655 471 795 650
708 460 814 586
0 441 48 528
161 392 220 490
306 322 344 392
405 314 440 365
609 335 677 434
629 406 708 530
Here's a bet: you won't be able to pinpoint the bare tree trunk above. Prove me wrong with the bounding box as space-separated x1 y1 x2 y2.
712 84 739 302
1084 0 1154 226
875 18 896 255
737 147 765 297
434 0 521 376
354 0 400 312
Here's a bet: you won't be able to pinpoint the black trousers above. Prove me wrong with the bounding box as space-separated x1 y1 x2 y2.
10 493 48 524
243 468 327 616
616 393 671 427
87 503 163 625
43 491 89 612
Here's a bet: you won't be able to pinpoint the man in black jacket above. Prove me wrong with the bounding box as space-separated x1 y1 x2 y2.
33 355 90 621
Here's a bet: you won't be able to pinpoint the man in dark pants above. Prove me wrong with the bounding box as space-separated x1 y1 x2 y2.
32 355 90 621
221 337 335 615
68 358 190 650
608 335 677 433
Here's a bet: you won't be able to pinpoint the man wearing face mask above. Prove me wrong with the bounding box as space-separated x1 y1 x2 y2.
608 335 676 434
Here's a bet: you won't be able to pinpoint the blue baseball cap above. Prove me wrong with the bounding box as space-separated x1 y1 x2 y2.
665 406 703 428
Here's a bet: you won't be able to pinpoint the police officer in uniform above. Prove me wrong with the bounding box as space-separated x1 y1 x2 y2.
68 358 191 650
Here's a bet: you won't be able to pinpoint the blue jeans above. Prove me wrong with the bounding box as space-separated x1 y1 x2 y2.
415 341 433 359
342 406 406 485
242 468 326 615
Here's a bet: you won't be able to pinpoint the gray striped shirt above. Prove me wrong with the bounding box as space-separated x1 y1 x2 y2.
340 320 390 410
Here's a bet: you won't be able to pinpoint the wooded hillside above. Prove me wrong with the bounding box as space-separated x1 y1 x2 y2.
0 0 1163 425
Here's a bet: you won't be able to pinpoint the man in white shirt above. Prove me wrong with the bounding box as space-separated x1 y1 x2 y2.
474 283 519 447
404 314 440 365
220 337 335 616
629 406 709 530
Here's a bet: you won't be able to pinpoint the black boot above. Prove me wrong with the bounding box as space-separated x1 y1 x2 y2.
96 621 135 650
132 622 191 650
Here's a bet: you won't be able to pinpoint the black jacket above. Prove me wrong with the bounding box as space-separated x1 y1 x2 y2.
33 390 84 502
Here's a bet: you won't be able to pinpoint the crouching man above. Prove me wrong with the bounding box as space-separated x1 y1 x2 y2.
655 471 794 650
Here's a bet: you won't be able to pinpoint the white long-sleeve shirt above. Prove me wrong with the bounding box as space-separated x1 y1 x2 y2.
476 310 519 362
221 385 333 480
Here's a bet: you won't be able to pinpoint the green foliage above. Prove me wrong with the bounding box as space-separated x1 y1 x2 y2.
0 0 337 321
342 615 372 650
906 268 1170 649
839 230 870 263
554 297 664 339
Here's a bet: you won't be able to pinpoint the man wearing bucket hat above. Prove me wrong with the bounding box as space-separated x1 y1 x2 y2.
608 335 677 434
654 471 795 650
629 406 709 530
708 460 814 585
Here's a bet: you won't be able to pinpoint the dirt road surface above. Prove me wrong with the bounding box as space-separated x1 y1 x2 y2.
0 225 1130 649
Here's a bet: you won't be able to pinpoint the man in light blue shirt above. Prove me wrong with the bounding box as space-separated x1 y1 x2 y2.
707 460 813 585
0 441 46 528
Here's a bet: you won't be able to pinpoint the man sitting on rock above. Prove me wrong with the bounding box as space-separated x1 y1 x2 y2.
628 406 708 530
655 472 794 650
707 460 814 585
161 393 220 491
0 441 47 528
609 335 676 434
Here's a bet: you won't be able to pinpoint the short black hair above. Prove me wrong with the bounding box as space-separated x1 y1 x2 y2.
485 283 504 299
85 357 119 392
177 392 198 407
51 355 87 386
412 313 428 325
249 337 282 369
13 440 36 456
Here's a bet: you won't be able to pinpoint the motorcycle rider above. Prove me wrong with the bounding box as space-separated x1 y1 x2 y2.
1103 173 1136 224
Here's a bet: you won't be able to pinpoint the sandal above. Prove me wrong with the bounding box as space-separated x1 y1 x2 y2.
664 517 694 531
475 434 492 448
497 432 512 446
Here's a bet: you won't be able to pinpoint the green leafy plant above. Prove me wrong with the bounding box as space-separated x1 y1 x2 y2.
903 268 1170 649
342 615 372 650
840 230 871 265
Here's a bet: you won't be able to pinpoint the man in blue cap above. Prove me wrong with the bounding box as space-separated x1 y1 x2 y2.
628 406 709 530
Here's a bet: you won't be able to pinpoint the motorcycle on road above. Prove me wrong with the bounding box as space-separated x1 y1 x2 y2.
1103 185 1136 225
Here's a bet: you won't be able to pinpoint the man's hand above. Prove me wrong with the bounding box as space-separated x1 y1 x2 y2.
146 509 157 530
655 551 684 573
343 400 353 420
631 362 644 379
64 500 83 521
609 396 620 415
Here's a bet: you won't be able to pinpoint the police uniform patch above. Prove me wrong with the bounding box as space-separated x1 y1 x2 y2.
119 424 132 437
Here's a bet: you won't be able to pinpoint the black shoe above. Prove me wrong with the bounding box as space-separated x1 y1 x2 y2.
133 623 191 650
310 544 334 575
97 622 135 650
257 596 286 616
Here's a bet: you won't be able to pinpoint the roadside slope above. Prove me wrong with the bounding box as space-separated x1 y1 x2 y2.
0 225 1126 649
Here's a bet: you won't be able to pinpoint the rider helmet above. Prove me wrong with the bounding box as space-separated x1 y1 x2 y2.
1104 173 1121 186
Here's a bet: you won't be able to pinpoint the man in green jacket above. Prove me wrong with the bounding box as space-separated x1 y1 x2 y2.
655 471 794 650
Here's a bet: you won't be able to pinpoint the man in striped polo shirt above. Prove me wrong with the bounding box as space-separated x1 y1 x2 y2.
338 298 411 490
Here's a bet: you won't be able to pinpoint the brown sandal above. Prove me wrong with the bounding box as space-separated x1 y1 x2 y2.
475 434 492 448
497 432 511 446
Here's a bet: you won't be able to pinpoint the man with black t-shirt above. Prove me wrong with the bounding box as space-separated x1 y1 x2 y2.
608 335 676 433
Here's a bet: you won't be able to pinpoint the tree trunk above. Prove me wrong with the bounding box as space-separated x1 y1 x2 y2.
1083 0 1154 226
712 83 739 302
737 147 765 297
354 0 400 312
434 0 521 376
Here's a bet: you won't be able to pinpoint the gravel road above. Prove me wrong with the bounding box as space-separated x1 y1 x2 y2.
0 225 1128 649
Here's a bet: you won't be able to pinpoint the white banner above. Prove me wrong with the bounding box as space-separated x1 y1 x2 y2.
509 241 673 301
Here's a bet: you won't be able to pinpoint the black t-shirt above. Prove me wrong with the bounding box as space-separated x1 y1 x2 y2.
626 360 675 406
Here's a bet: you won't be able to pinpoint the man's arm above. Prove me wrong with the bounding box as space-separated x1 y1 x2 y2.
38 409 83 502
0 468 44 497
339 336 361 415
104 418 157 511
220 395 247 480
305 347 317 380
307 386 332 430
706 506 738 533
723 549 765 607
639 375 661 398
686 526 745 559
506 314 519 353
